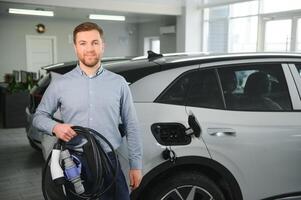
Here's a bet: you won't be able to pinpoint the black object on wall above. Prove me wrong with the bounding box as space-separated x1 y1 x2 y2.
0 88 29 128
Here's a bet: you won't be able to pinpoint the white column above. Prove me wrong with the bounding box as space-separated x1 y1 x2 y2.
176 0 202 52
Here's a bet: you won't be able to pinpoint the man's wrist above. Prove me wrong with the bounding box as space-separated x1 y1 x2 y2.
129 159 142 170
51 123 59 136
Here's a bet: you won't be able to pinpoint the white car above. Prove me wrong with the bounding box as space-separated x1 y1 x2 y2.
27 52 301 200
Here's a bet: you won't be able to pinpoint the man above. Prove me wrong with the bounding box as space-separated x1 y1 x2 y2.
33 22 143 199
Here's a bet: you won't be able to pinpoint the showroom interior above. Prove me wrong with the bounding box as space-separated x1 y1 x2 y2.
0 0 301 199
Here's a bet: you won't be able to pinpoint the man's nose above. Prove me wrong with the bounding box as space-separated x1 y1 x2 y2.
85 44 94 51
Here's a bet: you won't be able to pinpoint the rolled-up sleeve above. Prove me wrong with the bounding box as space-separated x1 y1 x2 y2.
32 80 60 135
120 80 143 170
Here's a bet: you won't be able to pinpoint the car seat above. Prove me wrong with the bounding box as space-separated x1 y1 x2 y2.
243 72 282 110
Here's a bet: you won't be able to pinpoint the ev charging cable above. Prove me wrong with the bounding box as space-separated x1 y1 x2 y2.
42 126 119 200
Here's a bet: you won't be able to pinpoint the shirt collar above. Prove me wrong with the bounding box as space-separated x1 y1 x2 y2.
75 63 104 78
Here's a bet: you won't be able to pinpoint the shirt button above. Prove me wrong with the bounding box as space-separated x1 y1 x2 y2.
90 118 93 121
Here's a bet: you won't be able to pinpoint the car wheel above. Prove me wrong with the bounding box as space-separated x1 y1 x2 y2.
146 171 225 200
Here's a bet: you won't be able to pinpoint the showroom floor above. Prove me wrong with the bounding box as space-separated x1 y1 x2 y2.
0 128 44 200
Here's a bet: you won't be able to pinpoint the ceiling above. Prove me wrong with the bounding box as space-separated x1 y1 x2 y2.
0 0 183 23
0 0 252 23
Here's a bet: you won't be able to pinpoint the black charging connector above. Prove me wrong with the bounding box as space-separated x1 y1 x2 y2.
162 147 176 163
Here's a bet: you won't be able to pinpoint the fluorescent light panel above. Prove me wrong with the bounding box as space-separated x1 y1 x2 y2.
8 8 54 17
89 14 125 21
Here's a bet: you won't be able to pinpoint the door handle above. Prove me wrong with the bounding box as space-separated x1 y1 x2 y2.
207 128 236 137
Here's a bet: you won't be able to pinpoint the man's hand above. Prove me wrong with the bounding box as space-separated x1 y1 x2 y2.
52 124 77 142
129 169 142 190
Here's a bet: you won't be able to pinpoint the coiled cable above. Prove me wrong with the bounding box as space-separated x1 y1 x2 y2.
42 126 119 200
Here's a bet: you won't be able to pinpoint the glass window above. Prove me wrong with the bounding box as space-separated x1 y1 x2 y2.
186 69 223 109
264 19 292 52
203 20 228 53
230 1 258 17
156 70 198 106
206 5 229 20
228 16 258 52
260 0 301 14
218 64 292 111
203 6 229 53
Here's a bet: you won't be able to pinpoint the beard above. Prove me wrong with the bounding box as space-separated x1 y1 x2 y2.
79 54 100 68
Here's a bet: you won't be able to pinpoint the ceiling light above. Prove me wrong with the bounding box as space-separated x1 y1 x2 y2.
89 14 125 21
8 8 54 17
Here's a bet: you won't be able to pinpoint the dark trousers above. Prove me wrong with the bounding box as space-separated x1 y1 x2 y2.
101 152 130 200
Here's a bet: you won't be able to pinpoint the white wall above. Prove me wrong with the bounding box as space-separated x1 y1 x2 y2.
0 15 139 81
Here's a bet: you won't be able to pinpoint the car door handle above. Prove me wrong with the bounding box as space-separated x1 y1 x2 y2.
207 128 236 137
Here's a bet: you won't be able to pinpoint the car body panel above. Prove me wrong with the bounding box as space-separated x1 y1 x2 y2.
283 64 301 109
187 106 301 200
133 102 211 175
288 63 301 108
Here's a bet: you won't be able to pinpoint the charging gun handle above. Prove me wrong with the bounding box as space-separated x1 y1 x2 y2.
50 140 65 185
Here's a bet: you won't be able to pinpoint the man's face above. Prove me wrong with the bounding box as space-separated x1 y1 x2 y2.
74 30 104 68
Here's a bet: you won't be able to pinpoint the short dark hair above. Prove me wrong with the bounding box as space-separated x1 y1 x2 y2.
73 22 104 44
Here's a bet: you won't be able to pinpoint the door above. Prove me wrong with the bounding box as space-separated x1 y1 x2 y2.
185 62 301 199
26 35 57 74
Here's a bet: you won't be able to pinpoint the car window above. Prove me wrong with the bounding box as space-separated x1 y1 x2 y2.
156 70 197 106
156 69 224 109
218 63 292 111
185 69 224 109
296 64 301 77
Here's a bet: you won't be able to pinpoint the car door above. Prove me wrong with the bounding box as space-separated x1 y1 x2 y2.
185 60 301 200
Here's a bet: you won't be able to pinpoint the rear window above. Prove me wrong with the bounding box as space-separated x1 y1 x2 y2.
117 67 161 84
105 60 161 84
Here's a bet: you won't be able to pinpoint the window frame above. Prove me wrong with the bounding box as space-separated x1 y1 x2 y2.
289 63 301 101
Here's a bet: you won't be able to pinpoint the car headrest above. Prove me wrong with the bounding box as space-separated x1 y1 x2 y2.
244 72 270 96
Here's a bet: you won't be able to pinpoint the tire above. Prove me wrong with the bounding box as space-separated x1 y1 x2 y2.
146 171 225 200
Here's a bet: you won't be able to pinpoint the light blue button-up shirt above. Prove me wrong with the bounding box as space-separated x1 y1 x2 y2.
33 65 142 169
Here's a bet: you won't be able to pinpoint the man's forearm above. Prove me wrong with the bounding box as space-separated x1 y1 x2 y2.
33 110 57 135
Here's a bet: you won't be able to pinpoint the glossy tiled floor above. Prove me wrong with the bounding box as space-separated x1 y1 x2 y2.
0 128 44 200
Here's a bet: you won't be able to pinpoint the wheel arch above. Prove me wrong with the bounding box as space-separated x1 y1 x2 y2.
131 156 243 200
